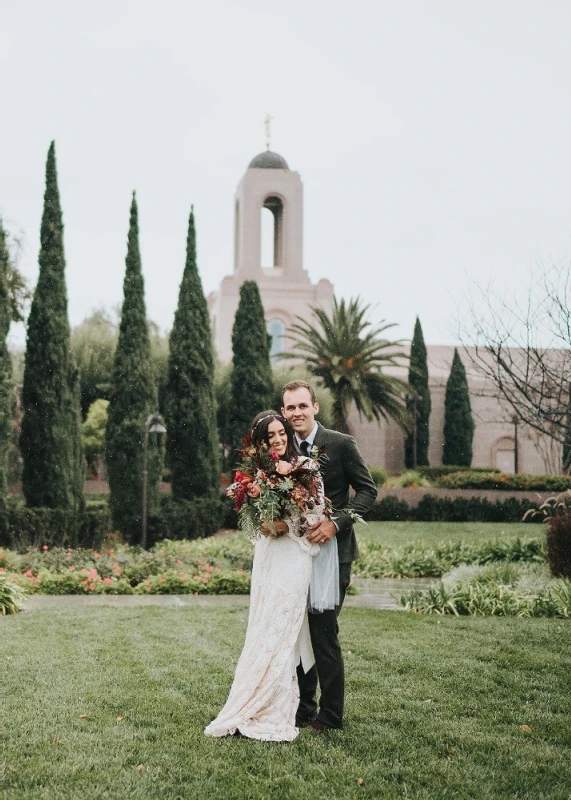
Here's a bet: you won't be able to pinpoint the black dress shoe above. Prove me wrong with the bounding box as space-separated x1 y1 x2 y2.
233 729 246 738
295 714 313 728
305 720 335 733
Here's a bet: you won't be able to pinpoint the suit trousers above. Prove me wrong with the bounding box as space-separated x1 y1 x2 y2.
296 561 352 729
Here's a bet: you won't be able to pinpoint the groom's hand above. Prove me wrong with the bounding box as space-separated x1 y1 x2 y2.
306 518 336 545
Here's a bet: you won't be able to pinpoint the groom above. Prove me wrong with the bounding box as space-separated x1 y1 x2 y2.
281 380 377 733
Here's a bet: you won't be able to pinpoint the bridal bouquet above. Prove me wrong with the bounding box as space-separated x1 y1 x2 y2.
227 437 331 540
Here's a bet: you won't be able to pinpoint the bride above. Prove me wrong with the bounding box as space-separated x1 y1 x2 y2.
204 410 337 742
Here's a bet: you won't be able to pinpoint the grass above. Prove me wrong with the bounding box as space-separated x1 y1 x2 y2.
3 604 571 799
358 521 542 547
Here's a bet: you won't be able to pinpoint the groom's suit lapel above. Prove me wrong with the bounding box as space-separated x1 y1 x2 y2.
313 422 327 450
313 423 333 482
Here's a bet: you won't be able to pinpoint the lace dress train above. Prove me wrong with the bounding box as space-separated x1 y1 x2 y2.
204 523 318 742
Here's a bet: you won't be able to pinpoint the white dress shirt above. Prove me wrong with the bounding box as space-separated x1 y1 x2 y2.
295 423 319 455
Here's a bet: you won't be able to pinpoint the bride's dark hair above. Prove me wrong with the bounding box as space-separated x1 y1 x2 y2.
250 410 297 461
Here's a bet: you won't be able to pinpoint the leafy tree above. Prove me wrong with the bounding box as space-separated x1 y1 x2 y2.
229 281 273 460
405 317 431 468
443 348 474 466
105 194 162 541
71 309 117 417
0 220 12 536
70 309 169 419
164 207 219 499
19 142 84 511
82 399 109 477
286 296 410 433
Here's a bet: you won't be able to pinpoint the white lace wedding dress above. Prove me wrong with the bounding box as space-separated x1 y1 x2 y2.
204 515 319 742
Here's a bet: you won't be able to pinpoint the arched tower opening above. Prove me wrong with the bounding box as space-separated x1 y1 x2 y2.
260 195 284 268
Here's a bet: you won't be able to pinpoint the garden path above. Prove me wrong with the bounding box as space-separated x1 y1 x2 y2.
22 577 433 612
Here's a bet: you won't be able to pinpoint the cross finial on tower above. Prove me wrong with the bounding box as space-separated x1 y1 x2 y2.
264 114 273 150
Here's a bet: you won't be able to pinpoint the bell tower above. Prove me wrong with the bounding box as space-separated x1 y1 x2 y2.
209 148 334 362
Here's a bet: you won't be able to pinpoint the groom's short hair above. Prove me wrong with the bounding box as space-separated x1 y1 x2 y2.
281 380 317 405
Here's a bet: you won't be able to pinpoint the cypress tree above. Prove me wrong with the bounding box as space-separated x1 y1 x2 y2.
229 281 273 459
20 142 84 510
405 317 431 468
165 207 219 499
0 220 12 536
105 194 162 541
442 348 474 466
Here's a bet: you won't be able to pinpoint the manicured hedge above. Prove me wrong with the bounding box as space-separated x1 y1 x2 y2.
1 498 111 552
435 471 571 491
147 495 227 545
2 494 234 552
416 465 500 481
366 494 536 523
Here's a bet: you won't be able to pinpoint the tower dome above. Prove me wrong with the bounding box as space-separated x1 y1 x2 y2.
248 150 289 170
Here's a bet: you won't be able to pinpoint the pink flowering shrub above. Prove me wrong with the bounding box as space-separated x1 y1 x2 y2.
1 534 254 595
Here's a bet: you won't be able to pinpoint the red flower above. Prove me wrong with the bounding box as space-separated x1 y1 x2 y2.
270 452 279 461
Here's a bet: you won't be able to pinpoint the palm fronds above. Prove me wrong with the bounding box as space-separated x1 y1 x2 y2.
284 297 411 432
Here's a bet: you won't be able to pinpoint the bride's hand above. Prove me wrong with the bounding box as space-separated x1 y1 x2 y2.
260 520 289 536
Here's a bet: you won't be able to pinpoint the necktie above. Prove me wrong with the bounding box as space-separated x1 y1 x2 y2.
300 441 310 457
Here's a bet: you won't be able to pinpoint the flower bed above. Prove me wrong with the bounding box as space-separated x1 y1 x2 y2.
1 537 253 596
0 530 546 596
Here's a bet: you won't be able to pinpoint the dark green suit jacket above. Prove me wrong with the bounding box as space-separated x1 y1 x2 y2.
312 423 377 564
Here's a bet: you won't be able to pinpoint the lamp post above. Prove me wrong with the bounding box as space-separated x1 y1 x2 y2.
142 413 167 549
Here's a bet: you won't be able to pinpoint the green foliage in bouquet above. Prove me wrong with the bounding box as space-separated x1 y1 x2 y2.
227 438 327 539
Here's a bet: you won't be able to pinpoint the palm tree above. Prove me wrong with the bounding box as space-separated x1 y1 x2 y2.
285 297 411 433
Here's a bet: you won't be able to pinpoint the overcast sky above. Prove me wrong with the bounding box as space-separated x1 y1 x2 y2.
2 0 571 350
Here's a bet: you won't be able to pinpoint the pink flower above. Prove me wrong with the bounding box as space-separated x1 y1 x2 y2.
247 483 261 498
270 452 279 461
176 559 182 565
276 460 293 476
103 577 112 585
42 545 48 551
69 566 75 571
25 569 33 577
0 568 4 573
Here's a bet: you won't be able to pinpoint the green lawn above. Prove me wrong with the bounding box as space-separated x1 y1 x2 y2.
3 604 570 800
359 521 543 547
